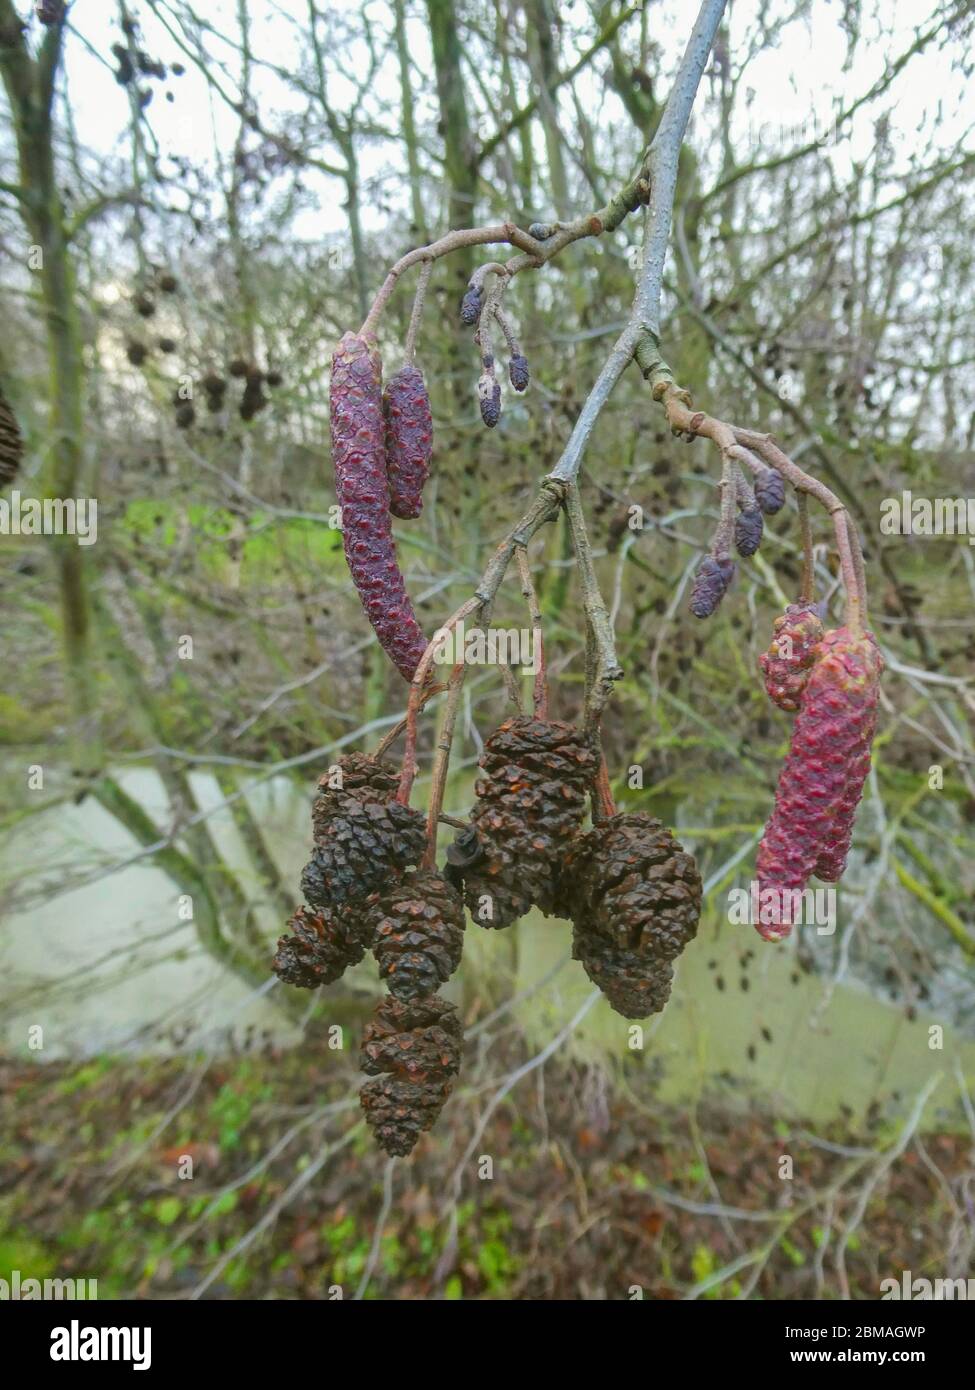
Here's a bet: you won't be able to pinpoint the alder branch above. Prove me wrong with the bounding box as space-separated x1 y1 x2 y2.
634 379 867 634
564 484 623 728
547 0 728 484
371 0 725 777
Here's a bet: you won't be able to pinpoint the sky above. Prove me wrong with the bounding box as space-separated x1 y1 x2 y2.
36 0 970 247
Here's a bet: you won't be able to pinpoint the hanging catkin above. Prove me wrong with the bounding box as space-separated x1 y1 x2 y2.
329 332 428 680
383 364 433 519
759 602 825 712
755 626 883 939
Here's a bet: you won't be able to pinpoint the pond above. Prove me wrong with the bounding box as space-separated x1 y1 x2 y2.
2 766 972 1132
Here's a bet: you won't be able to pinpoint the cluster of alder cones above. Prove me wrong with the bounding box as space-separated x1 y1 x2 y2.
123 268 284 426
273 724 704 1157
289 291 884 1157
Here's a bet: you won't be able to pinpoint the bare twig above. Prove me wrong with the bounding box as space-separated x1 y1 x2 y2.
797 490 814 603
422 660 468 867
564 484 623 729
404 258 432 363
354 1158 396 1300
515 545 546 719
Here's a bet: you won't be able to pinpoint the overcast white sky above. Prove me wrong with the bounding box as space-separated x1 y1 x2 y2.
11 0 970 243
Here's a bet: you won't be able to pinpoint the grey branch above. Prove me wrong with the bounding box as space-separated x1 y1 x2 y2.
548 0 726 484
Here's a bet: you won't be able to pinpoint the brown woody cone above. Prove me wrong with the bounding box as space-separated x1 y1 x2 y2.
559 811 702 1018
457 717 597 929
366 869 465 1001
572 934 675 1018
301 754 426 909
310 752 399 840
360 994 462 1156
272 904 367 989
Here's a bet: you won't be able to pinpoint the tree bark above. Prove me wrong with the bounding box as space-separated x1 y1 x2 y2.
0 8 99 774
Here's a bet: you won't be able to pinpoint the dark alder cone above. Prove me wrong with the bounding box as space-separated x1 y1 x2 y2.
158 273 178 293
559 812 703 957
366 869 465 1001
759 602 825 712
0 387 25 485
383 364 433 519
755 627 883 940
508 354 530 392
478 373 502 428
240 376 268 421
112 44 134 85
272 904 366 989
157 337 176 354
734 507 764 557
689 554 736 617
228 357 249 378
329 331 428 681
266 370 283 387
174 402 195 429
573 933 675 1019
460 717 597 929
204 380 227 414
460 285 483 326
754 467 786 515
311 751 399 840
134 292 156 318
559 812 702 1018
125 340 148 366
302 796 426 910
360 994 462 1156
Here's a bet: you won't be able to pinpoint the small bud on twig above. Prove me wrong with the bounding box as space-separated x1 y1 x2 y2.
460 285 483 326
734 507 764 557
754 467 786 515
508 354 530 392
733 465 764 556
478 372 501 428
689 555 735 618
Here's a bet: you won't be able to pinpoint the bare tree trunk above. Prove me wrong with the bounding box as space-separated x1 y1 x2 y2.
394 0 427 241
525 0 569 217
0 8 100 775
425 0 478 281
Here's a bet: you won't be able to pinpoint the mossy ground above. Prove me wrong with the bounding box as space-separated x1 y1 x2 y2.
1 1043 967 1300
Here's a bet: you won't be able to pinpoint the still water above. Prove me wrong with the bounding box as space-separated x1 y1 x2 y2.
1 767 972 1130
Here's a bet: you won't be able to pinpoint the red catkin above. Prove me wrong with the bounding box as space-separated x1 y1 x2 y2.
759 601 825 712
813 632 883 881
329 332 428 681
755 627 882 941
383 364 433 519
